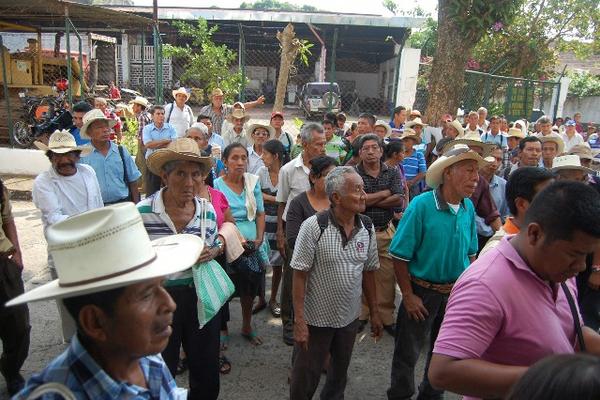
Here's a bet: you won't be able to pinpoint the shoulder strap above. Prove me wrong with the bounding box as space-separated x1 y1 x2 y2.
358 214 373 244
117 145 130 187
561 282 586 352
315 210 330 243
166 101 175 123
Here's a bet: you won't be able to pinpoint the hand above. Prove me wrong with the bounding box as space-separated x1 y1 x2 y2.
402 293 429 321
197 246 218 263
8 250 23 270
253 239 263 248
369 312 384 342
294 319 309 351
256 95 266 105
276 230 286 258
588 271 600 291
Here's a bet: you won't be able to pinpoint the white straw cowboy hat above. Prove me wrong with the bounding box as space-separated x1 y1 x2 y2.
210 88 224 99
6 203 204 306
552 155 594 175
34 129 92 157
226 108 250 124
442 132 495 157
569 144 594 161
539 135 565 155
405 117 428 129
507 127 526 140
79 109 117 140
400 128 422 144
447 119 465 138
172 87 190 102
426 144 489 189
374 120 392 138
247 123 275 138
129 96 150 108
146 138 214 176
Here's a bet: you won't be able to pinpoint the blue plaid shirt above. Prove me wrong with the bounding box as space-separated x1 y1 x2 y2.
14 335 186 399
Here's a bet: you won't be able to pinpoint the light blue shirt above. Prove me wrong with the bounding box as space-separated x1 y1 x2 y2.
70 127 90 146
142 123 177 158
476 175 509 237
213 176 264 240
80 142 141 204
208 132 225 149
480 131 508 149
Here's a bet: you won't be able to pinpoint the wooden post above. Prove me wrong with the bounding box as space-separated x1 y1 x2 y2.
274 23 301 113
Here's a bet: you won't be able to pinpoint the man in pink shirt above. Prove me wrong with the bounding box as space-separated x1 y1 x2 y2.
428 181 600 400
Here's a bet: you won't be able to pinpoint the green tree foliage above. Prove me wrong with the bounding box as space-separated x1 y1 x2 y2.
240 0 318 12
406 17 437 57
568 72 600 97
162 19 245 103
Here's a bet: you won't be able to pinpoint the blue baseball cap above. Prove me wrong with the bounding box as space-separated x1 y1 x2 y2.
565 119 576 127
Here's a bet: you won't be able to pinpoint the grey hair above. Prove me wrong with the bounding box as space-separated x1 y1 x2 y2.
357 133 383 151
325 166 356 202
186 122 209 137
300 122 324 144
537 116 552 125
477 106 487 114
162 159 208 176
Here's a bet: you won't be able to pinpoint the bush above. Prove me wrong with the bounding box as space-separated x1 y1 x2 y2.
568 71 600 98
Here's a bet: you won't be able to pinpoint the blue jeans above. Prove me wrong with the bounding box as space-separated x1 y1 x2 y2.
387 282 449 400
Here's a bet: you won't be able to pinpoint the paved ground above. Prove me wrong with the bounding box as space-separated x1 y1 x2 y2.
0 198 460 400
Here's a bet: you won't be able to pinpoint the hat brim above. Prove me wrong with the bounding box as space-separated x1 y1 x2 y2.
172 90 191 101
374 124 392 138
401 134 422 144
227 114 250 124
539 137 565 155
80 117 118 140
129 99 149 108
442 139 494 156
405 121 428 129
552 165 594 174
146 148 214 176
6 234 203 306
34 141 92 157
247 124 276 137
426 152 489 189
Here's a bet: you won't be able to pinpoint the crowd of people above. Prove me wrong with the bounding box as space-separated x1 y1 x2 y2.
1 86 600 400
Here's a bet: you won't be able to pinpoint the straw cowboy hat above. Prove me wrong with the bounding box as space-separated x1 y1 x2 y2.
6 202 203 306
210 88 224 99
551 155 594 175
405 117 428 129
539 135 565 155
146 138 214 176
441 132 495 156
172 87 191 101
226 108 250 124
569 144 594 161
129 96 150 108
409 109 422 118
426 144 489 189
247 123 276 138
507 127 526 140
79 109 117 140
34 129 92 157
374 120 392 138
447 120 465 138
400 128 422 144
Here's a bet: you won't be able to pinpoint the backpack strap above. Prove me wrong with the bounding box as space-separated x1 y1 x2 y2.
315 210 330 243
358 214 373 242
166 101 175 123
117 145 132 201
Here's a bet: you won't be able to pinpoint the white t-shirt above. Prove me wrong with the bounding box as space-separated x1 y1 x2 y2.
164 102 194 138
447 202 460 213
422 126 443 146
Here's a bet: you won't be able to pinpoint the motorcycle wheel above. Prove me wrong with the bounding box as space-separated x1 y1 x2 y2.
12 120 35 148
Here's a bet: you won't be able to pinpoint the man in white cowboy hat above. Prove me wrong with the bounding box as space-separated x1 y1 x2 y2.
142 105 178 195
552 154 595 183
387 143 481 400
246 122 276 174
10 203 203 399
539 135 565 169
222 108 251 148
165 87 195 139
199 88 266 136
93 97 122 143
79 109 142 205
374 120 392 141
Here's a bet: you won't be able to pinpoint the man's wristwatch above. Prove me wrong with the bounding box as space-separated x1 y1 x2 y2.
216 241 225 255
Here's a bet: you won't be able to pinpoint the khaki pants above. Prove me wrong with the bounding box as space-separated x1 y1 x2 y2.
49 265 76 343
360 224 397 326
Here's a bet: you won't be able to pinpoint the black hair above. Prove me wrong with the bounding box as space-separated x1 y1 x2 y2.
72 101 93 113
489 115 500 122
321 119 335 127
507 354 600 400
393 106 406 116
350 122 357 131
308 156 338 187
263 139 290 165
222 142 248 161
524 180 600 242
518 136 541 151
358 113 376 126
384 139 405 160
357 133 383 151
197 114 211 123
324 112 337 124
151 105 165 114
505 167 553 216
63 286 126 337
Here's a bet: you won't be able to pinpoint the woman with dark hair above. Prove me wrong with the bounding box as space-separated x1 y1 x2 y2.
384 140 410 222
507 354 600 400
214 143 267 346
253 140 288 316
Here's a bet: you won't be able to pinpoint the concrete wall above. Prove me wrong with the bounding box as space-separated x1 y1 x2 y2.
336 71 379 98
562 96 600 123
0 148 50 176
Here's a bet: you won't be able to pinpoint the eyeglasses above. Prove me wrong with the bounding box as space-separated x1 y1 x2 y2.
253 131 269 137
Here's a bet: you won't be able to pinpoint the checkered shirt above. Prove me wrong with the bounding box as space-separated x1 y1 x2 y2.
136 111 152 139
355 161 403 229
291 211 379 328
198 103 234 135
14 334 186 400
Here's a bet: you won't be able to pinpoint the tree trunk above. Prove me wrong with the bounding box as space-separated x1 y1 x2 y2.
274 23 300 113
424 0 476 126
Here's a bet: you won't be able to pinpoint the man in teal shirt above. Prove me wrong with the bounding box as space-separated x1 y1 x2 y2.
387 144 483 400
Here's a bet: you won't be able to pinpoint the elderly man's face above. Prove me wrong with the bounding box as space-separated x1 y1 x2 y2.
540 122 552 135
357 118 372 135
100 277 177 357
444 159 479 198
233 117 244 130
478 110 487 120
303 131 326 160
542 142 559 162
359 139 382 164
556 169 588 183
50 151 80 176
483 148 503 175
88 120 111 142
468 114 478 126
187 129 209 150
161 161 204 202
94 100 107 112
72 111 86 129
212 95 224 108
520 141 542 166
336 172 366 213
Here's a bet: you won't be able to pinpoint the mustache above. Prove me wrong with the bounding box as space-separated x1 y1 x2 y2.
57 162 76 168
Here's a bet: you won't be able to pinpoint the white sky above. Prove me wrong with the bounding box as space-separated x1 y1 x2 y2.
134 0 438 18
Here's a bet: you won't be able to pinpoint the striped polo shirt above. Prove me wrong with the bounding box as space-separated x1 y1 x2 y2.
137 188 218 285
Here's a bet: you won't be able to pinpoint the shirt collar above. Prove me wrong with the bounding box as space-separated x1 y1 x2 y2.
356 160 388 176
327 208 362 246
433 186 466 211
91 141 118 154
496 235 549 284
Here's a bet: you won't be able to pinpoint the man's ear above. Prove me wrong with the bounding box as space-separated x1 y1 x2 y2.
526 222 543 247
331 192 341 207
78 305 110 343
514 197 529 218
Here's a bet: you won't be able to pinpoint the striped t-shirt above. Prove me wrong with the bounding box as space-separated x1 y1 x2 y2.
402 149 427 181
137 188 218 285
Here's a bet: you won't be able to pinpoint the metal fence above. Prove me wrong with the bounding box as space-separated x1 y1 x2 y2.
415 63 561 122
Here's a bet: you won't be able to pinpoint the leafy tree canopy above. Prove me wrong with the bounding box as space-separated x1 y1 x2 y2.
239 0 319 12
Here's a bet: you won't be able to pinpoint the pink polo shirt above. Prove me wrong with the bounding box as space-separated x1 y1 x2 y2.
433 235 578 399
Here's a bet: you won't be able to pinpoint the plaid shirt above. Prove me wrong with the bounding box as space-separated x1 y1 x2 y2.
355 161 403 229
198 103 234 135
14 335 186 399
136 111 152 139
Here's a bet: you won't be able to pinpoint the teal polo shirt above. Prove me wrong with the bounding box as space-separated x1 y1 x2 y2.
389 188 478 283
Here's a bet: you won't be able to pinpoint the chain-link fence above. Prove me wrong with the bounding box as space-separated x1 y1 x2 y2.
415 62 561 122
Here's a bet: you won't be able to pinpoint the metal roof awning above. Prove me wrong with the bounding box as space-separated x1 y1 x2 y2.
0 0 154 32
